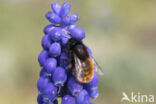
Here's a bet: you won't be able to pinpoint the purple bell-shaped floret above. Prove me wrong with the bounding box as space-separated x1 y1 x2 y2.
44 58 57 74
67 77 83 96
61 95 75 104
38 50 49 66
49 42 61 57
52 67 67 86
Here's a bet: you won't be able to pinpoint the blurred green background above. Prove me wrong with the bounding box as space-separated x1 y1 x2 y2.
0 0 156 104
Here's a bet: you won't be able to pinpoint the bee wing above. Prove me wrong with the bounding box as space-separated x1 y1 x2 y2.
73 54 85 82
90 55 104 75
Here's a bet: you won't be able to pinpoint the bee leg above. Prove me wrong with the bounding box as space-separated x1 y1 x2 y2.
65 63 73 71
61 58 73 71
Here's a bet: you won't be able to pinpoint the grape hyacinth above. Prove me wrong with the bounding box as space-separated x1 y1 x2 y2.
37 2 100 104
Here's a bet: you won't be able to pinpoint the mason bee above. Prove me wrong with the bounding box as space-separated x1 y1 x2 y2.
65 38 103 83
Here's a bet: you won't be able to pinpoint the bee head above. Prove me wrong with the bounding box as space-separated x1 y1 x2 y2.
67 38 81 49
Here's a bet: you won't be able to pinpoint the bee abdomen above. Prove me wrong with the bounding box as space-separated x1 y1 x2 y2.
82 58 94 83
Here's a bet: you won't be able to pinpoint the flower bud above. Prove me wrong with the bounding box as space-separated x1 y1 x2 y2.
46 12 61 24
37 95 44 104
67 77 83 96
61 95 75 104
44 58 57 74
37 77 49 92
61 34 71 47
69 26 85 40
42 83 57 100
60 3 71 18
44 24 55 34
38 95 55 104
68 24 77 31
38 50 49 66
40 68 51 77
70 14 79 23
76 90 91 104
52 67 67 86
62 14 79 25
87 88 99 99
42 35 52 49
51 2 61 15
49 42 61 57
62 16 71 25
50 27 67 41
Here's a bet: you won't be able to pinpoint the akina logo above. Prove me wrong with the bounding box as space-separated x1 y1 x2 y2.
121 92 155 103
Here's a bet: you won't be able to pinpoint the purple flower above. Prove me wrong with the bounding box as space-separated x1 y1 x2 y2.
37 76 49 93
50 27 67 41
76 90 91 104
60 3 71 18
68 24 77 31
61 34 71 47
49 42 61 57
37 2 99 104
40 68 52 77
44 24 55 34
44 58 57 74
87 88 99 99
42 83 57 100
51 2 61 15
37 94 44 104
52 67 67 86
61 95 75 104
67 77 83 96
61 14 79 25
84 74 99 99
38 50 49 66
69 26 85 40
46 11 61 24
69 14 79 23
62 16 71 25
42 35 52 49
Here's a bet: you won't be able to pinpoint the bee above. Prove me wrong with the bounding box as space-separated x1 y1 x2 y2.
64 38 103 83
